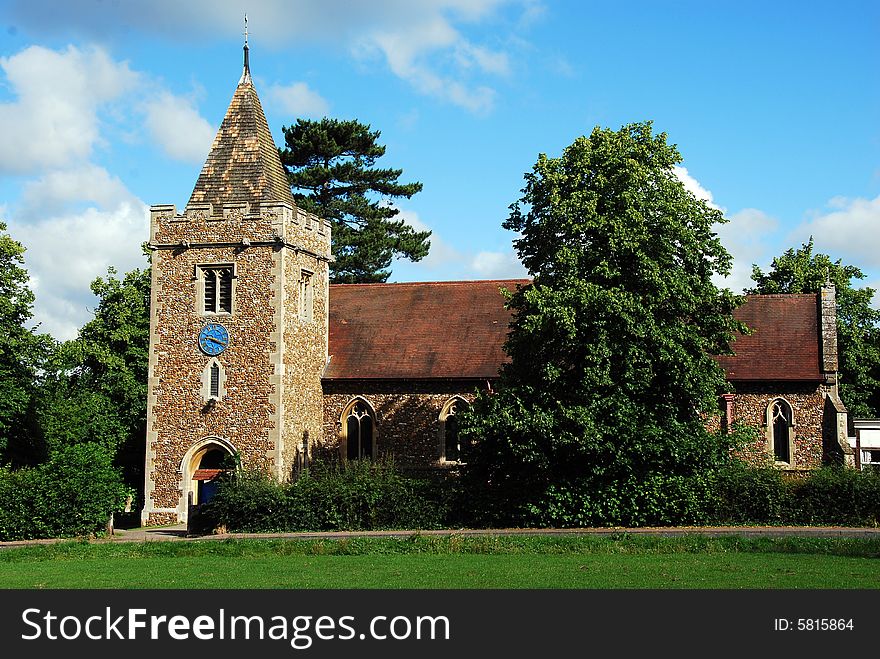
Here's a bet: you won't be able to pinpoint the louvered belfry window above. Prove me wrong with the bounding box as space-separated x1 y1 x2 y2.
203 266 233 313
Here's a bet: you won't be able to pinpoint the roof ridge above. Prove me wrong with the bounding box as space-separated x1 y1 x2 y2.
743 293 818 299
329 278 530 288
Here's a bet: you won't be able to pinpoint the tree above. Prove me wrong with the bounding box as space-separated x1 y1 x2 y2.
459 123 743 527
749 239 880 417
0 222 50 464
37 258 151 491
280 118 430 283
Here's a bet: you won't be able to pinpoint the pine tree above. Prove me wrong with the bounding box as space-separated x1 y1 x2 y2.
281 118 430 283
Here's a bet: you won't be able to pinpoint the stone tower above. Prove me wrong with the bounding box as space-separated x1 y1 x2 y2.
142 44 331 525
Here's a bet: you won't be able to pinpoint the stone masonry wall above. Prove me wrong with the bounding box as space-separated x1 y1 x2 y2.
322 380 831 473
321 380 487 468
143 202 331 524
280 246 329 479
728 381 828 470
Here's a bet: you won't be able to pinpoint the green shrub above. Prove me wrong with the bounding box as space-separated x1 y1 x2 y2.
0 443 129 540
204 458 448 533
709 462 787 524
190 458 880 533
518 472 717 528
785 467 880 526
195 469 289 533
0 467 45 540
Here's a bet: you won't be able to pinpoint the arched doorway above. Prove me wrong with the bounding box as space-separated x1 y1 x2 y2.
180 437 236 521
193 447 228 504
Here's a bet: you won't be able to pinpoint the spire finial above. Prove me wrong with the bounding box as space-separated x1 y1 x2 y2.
240 14 251 84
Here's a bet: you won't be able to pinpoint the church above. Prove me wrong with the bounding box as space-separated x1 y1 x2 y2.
141 48 853 526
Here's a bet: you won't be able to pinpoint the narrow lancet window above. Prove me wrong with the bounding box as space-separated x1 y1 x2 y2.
344 400 375 460
770 399 792 464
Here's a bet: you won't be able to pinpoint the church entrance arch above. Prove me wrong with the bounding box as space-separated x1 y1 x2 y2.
179 436 236 521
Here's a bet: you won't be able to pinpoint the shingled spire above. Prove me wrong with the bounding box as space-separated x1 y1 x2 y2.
187 35 294 209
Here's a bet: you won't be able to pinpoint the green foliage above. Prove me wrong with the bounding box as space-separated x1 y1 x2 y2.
280 118 430 283
460 122 743 525
203 459 447 533
749 238 880 417
0 221 52 463
710 462 787 524
521 473 717 528
0 443 129 540
784 467 880 526
706 464 880 527
36 259 151 492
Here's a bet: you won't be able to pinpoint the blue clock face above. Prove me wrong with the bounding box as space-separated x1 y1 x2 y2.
198 323 229 356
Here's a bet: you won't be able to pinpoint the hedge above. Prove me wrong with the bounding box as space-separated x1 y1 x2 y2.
0 443 130 540
197 459 880 533
198 459 449 533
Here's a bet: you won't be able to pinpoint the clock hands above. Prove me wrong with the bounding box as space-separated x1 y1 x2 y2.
204 335 228 346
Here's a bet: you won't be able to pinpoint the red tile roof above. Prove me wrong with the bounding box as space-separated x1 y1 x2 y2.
717 293 823 381
325 282 825 382
192 469 224 481
325 280 528 380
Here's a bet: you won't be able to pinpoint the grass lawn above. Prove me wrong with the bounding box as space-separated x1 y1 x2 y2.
1 534 879 589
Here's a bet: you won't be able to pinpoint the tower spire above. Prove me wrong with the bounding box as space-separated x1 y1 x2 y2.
240 14 251 85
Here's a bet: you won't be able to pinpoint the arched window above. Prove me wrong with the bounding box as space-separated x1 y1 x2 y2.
200 358 226 402
343 399 375 460
440 397 470 462
768 398 793 464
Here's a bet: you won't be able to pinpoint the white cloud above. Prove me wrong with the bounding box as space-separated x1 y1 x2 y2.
0 45 138 174
471 249 526 278
144 92 216 163
18 164 140 218
9 0 521 115
798 195 880 269
714 208 780 293
363 18 504 114
0 44 171 339
396 208 465 272
669 166 778 293
267 82 330 118
673 165 719 209
455 42 511 76
10 200 149 340
393 207 525 281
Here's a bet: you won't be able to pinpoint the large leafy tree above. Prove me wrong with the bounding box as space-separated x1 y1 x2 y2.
459 123 743 527
280 118 430 283
0 222 50 463
749 239 880 417
38 259 151 490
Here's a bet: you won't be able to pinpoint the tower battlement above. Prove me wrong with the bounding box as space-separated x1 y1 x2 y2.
150 201 332 259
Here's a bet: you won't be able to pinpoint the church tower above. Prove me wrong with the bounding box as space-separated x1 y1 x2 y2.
142 42 331 525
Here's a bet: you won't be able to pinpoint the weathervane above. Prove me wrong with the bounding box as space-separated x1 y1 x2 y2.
241 13 251 80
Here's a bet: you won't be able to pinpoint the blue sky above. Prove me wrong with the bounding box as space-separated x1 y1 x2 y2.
1 0 878 339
